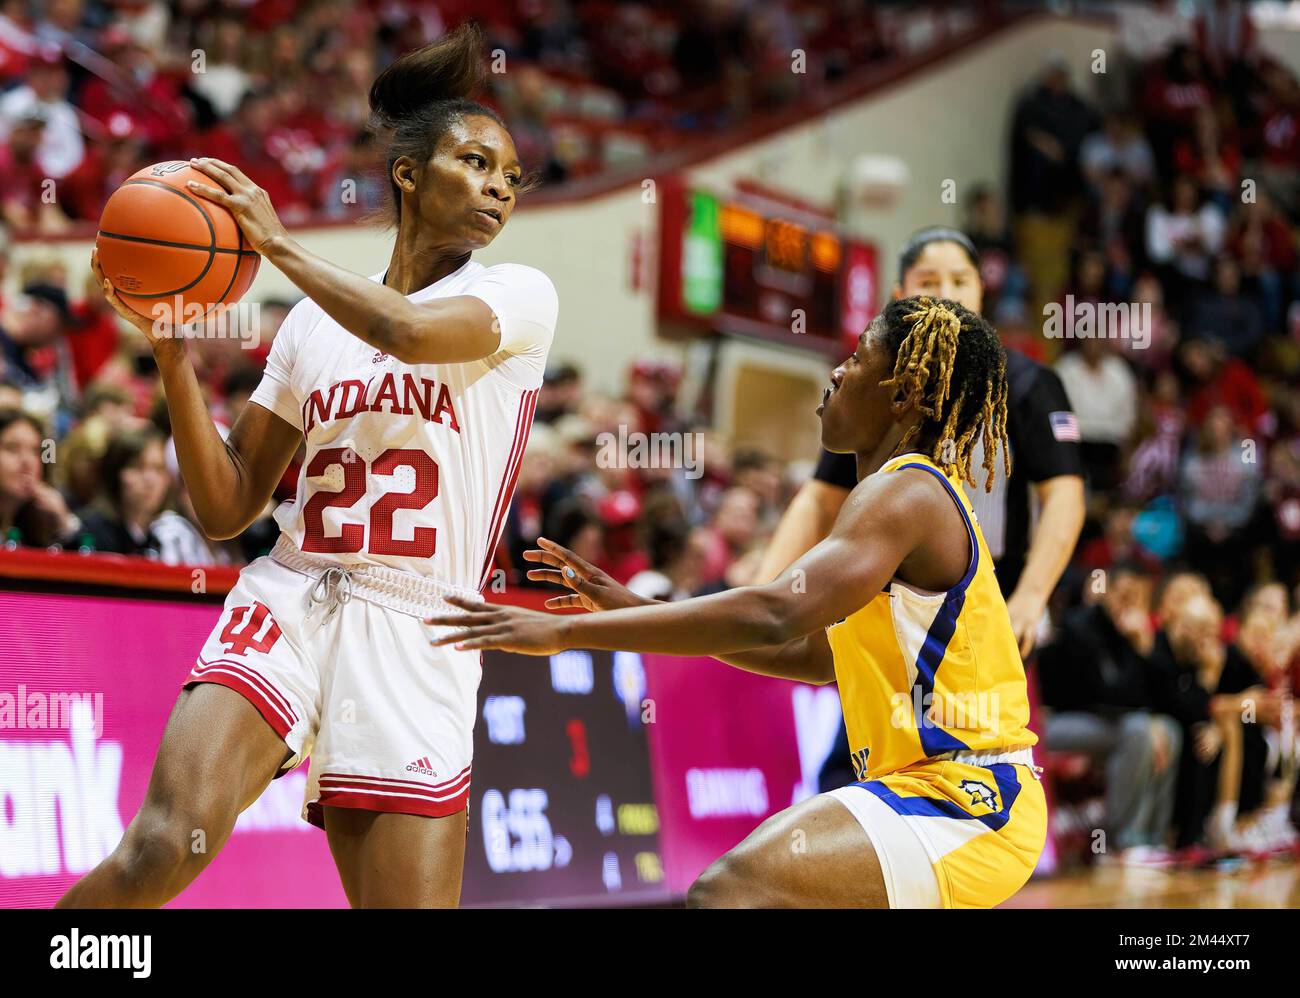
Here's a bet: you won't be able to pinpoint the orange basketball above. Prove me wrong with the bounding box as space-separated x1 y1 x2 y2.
95 160 260 322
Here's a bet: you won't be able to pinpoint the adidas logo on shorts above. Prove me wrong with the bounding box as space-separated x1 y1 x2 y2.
405 756 436 777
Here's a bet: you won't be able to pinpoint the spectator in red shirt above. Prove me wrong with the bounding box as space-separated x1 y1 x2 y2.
1172 106 1241 199
78 29 191 156
58 112 150 222
201 88 310 218
66 269 120 390
1180 337 1269 436
1142 44 1213 179
0 114 69 232
1251 60 1300 211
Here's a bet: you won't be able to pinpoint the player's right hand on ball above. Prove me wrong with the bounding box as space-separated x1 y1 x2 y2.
91 247 175 349
523 536 653 612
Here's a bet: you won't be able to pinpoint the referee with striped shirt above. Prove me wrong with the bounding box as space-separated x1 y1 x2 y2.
758 228 1085 774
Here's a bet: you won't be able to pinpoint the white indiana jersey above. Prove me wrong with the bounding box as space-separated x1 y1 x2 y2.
247 259 557 591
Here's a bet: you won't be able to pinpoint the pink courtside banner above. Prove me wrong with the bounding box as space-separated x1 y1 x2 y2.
0 591 349 908
640 654 844 895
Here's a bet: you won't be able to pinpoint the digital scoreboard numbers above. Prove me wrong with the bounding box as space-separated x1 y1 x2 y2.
461 648 668 907
658 178 878 357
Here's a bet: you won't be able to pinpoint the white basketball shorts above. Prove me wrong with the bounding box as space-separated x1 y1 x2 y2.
184 544 481 828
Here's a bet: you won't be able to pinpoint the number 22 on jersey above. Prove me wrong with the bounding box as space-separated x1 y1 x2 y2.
301 447 439 557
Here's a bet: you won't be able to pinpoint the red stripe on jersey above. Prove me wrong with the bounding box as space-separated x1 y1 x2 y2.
477 388 539 590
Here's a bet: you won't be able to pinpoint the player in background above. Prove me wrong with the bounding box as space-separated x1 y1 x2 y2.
59 24 557 909
758 228 1085 659
432 298 1047 908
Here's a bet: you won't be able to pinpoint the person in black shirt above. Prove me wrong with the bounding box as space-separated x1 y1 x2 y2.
1151 587 1291 850
1038 563 1181 859
75 425 169 557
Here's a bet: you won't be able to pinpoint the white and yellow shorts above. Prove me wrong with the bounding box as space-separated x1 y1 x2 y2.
827 749 1046 908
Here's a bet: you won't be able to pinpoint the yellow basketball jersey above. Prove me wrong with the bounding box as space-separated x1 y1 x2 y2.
827 452 1037 782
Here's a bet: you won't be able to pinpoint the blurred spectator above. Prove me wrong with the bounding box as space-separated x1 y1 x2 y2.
0 47 83 178
626 521 707 602
0 282 76 428
1010 56 1097 311
79 29 191 153
536 362 582 425
1185 255 1265 361
1266 435 1300 589
1227 193 1295 332
1010 56 1097 216
1080 113 1156 191
201 89 308 218
965 183 1023 320
695 485 760 587
187 15 253 119
1148 587 1229 848
1145 174 1226 294
1056 337 1139 492
1180 405 1263 607
1172 106 1240 202
1141 44 1213 179
1039 563 1182 864
0 114 64 231
1179 337 1267 436
0 407 77 547
75 424 168 556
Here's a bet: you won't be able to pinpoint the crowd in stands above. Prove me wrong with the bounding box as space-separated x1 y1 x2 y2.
1 2 1299 867
0 0 898 232
991 6 1300 864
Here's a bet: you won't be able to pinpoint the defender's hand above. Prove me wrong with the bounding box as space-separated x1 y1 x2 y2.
523 536 654 612
427 596 571 656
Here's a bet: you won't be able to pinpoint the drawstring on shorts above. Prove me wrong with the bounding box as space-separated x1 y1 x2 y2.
308 565 354 621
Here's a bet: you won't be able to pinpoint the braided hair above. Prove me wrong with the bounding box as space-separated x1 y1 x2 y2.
877 296 1011 491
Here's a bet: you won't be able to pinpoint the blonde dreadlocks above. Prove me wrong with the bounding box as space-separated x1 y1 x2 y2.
878 296 1011 491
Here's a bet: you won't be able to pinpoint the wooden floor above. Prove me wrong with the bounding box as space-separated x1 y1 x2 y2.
1004 858 1300 908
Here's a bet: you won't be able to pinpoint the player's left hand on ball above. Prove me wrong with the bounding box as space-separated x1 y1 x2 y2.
185 157 288 256
426 595 569 655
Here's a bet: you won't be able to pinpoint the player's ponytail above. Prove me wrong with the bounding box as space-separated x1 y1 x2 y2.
368 22 488 126
366 22 519 226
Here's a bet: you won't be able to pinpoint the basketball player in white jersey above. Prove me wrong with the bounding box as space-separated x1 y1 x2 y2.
59 24 555 908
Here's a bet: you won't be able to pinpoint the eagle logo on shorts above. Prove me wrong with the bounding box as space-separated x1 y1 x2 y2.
958 779 998 811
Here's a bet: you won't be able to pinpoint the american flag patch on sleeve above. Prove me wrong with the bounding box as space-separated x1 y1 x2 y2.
1049 411 1080 442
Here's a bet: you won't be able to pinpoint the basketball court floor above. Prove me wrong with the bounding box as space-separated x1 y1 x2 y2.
1006 860 1300 908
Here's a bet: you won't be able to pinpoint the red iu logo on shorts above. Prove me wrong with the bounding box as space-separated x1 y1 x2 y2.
219 602 283 657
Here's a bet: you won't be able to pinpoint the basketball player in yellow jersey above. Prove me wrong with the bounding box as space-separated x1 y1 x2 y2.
429 296 1047 908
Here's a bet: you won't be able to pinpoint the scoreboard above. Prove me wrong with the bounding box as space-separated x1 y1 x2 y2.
657 177 879 358
461 648 669 907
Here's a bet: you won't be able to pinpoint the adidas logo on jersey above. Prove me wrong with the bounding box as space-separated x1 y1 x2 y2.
372 350 388 363
405 756 436 777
